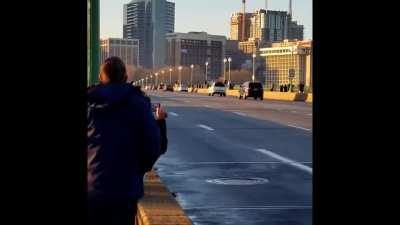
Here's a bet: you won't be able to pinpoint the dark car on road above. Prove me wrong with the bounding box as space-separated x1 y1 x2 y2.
239 81 264 100
165 84 174 92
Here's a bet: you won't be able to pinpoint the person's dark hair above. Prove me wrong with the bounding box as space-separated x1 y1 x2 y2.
101 57 127 83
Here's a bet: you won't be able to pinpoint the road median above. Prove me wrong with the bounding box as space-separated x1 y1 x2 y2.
136 171 193 225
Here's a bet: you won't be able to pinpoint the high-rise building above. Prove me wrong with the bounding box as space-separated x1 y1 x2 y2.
123 0 175 69
166 32 226 80
250 9 267 41
100 38 140 67
233 9 304 57
260 40 312 91
239 38 260 55
230 12 252 41
288 20 304 41
165 1 175 34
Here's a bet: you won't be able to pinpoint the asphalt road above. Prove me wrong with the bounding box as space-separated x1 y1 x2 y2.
147 91 312 225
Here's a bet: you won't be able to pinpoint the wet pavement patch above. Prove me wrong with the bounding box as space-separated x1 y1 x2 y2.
205 177 269 186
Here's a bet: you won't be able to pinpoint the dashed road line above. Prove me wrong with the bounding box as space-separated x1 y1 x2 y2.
287 124 312 132
233 112 247 116
254 148 313 174
169 112 179 117
197 124 215 131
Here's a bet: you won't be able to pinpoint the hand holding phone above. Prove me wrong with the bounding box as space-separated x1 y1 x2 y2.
151 103 160 112
155 105 168 121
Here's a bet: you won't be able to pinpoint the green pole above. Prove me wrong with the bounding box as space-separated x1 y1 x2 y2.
88 0 100 86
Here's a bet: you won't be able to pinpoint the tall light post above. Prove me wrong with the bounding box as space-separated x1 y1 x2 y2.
205 62 209 84
141 78 144 87
223 58 227 82
145 77 148 87
155 73 159 87
169 68 173 84
228 57 232 85
252 53 256 82
150 75 153 86
161 70 165 84
178 66 183 85
190 64 194 86
290 46 296 92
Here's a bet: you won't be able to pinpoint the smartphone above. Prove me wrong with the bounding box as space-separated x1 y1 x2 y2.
151 103 160 112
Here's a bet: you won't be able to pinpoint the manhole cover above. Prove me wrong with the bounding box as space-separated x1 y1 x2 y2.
206 177 269 186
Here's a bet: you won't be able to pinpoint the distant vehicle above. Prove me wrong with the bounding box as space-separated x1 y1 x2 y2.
158 83 165 90
208 82 226 96
174 84 188 92
165 84 174 92
239 81 264 100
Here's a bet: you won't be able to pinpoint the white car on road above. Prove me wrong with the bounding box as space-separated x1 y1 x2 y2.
174 84 188 92
208 82 226 96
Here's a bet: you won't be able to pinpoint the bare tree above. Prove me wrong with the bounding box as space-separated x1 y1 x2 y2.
229 69 252 85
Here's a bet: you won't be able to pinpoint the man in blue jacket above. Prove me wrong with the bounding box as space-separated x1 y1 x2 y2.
88 57 168 225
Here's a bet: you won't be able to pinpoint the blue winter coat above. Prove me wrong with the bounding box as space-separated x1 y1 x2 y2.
87 83 166 200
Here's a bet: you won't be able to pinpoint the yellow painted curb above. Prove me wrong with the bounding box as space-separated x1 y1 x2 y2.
137 171 193 225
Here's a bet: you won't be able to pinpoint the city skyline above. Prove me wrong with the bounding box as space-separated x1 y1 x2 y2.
100 0 312 40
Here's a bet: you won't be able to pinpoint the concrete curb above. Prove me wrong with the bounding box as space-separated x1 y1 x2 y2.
136 171 193 225
306 93 313 103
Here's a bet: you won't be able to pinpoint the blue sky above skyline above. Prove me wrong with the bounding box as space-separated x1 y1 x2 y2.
100 0 312 40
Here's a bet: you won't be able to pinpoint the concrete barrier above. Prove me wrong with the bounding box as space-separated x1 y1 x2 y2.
136 171 193 225
194 88 310 102
263 92 307 101
306 93 313 103
196 88 209 95
227 89 240 97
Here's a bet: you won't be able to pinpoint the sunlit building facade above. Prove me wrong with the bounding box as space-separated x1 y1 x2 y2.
260 40 312 91
100 38 140 67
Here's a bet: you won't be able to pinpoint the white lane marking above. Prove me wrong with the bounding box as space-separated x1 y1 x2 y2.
183 205 312 210
197 124 215 131
287 124 312 132
307 113 312 116
169 112 179 117
233 112 247 116
204 104 210 107
182 161 312 165
254 149 313 174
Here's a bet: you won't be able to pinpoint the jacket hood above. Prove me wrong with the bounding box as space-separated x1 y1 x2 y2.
88 84 141 109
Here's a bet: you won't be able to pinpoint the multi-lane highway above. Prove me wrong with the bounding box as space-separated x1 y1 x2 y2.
148 91 312 225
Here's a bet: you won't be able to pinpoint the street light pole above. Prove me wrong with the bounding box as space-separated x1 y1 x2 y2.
223 58 227 82
150 75 153 87
290 46 295 92
190 64 194 86
169 68 173 85
252 53 256 82
205 62 208 83
155 73 159 88
178 66 183 85
228 57 232 85
161 70 165 84
145 77 148 87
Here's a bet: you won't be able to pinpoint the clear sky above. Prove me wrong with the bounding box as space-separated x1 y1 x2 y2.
100 0 312 40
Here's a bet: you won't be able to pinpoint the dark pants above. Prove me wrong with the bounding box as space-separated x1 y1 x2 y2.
88 197 138 225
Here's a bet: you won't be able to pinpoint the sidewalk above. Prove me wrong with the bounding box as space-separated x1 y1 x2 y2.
136 171 193 225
